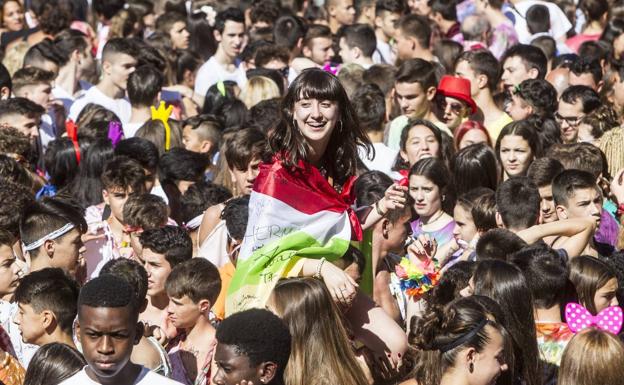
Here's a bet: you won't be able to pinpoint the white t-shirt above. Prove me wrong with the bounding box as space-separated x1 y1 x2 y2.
194 56 247 98
359 142 398 177
508 0 572 44
59 366 183 385
123 121 146 138
68 86 132 125
39 113 56 150
150 184 169 204
373 39 395 65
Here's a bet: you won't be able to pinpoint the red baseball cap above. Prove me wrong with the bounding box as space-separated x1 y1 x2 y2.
437 75 477 114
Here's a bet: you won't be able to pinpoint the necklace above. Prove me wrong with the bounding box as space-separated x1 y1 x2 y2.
421 210 445 227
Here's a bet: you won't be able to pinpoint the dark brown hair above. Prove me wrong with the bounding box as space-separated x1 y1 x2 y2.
269 69 372 185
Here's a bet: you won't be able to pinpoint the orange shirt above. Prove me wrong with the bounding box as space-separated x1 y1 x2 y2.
213 262 236 321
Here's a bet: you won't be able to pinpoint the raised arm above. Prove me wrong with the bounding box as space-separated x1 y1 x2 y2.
516 218 596 258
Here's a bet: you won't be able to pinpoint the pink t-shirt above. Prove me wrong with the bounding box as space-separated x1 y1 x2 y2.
566 33 601 54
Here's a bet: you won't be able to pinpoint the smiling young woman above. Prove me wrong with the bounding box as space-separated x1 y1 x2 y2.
227 68 409 380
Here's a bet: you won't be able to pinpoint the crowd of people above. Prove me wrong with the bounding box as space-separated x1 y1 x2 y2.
1 0 624 384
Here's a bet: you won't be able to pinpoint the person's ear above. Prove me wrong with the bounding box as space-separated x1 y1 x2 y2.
213 29 222 43
229 169 237 185
381 218 391 239
426 86 437 101
41 310 56 332
477 74 488 90
352 47 362 59
528 67 539 80
0 87 9 100
44 239 55 257
134 321 144 345
75 319 82 343
399 149 409 163
102 60 113 76
374 14 383 29
327 4 337 17
198 299 211 315
302 45 312 59
258 361 278 384
597 80 604 93
556 205 568 219
102 189 110 205
71 49 81 64
465 347 477 372
495 211 504 228
200 140 213 154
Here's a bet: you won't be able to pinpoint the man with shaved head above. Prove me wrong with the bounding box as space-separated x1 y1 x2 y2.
546 67 570 97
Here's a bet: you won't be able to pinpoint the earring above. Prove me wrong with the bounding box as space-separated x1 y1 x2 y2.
442 195 446 202
469 362 474 373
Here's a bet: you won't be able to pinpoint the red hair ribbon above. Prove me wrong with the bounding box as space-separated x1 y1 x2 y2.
65 119 81 164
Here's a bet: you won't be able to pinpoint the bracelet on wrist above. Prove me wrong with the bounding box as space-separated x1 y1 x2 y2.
314 257 326 279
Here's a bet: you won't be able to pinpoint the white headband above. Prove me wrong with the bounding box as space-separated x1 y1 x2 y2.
185 214 204 231
22 223 75 252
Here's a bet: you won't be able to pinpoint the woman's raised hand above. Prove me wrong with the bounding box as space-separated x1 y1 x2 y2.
407 234 438 263
320 260 358 307
380 184 408 212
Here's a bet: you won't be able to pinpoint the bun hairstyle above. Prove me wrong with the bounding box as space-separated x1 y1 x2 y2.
408 296 509 385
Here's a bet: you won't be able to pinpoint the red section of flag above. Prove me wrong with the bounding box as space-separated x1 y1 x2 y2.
254 158 362 241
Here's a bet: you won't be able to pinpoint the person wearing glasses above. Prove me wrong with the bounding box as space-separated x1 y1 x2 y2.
556 85 601 144
435 75 477 133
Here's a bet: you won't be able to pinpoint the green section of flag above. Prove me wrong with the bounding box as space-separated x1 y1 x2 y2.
227 230 352 312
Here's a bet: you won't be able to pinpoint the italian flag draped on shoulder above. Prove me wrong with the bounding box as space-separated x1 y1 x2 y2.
225 156 366 315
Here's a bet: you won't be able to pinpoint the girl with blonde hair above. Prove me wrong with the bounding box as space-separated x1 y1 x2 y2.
269 277 370 385
240 76 281 109
558 328 624 385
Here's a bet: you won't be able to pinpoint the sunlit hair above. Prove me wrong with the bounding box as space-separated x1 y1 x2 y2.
409 296 509 385
569 256 617 315
240 76 281 109
558 328 624 385
269 68 372 186
270 277 369 385
454 120 492 150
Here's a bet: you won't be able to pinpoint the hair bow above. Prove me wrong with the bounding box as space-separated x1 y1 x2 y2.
151 101 174 151
565 303 623 335
108 121 123 148
65 119 81 164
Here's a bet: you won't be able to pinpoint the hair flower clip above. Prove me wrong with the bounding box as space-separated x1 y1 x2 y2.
198 5 217 27
565 303 623 335
108 121 123 148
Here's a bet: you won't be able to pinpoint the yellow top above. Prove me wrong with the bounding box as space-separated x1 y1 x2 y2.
486 112 513 142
